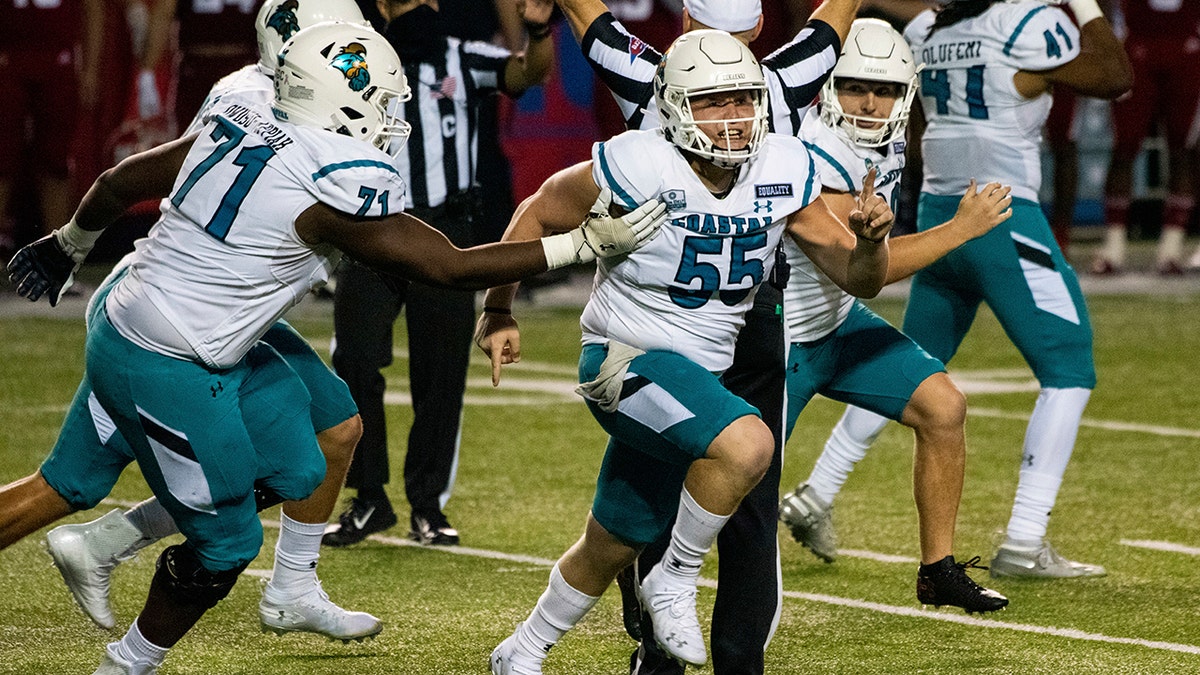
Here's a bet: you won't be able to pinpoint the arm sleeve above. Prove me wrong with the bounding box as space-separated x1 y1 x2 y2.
762 19 841 135
1000 5 1081 70
580 12 662 131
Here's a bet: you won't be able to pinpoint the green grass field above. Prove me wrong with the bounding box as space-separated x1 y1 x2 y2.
2 283 1199 674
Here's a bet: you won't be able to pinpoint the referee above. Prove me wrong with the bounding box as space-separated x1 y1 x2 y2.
324 0 554 548
554 0 859 672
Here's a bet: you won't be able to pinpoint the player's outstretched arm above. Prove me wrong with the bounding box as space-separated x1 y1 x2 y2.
787 168 891 298
7 135 196 305
884 180 1013 283
473 162 666 385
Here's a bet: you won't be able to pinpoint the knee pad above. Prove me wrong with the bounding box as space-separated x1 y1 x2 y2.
253 483 287 512
154 545 247 610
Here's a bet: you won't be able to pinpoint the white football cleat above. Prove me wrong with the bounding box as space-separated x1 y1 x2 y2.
990 539 1106 579
259 582 383 642
637 563 707 666
778 483 838 563
92 642 158 675
47 510 144 630
489 627 544 675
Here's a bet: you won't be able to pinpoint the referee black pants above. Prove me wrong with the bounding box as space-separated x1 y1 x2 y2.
635 284 786 675
332 208 476 518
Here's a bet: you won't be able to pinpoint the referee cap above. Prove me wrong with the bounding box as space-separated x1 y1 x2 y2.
683 0 763 33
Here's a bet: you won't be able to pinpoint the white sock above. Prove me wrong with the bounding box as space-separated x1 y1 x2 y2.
807 406 890 505
111 619 168 667
124 499 179 554
661 488 730 582
267 514 325 596
1006 387 1091 542
1102 225 1127 264
514 564 600 661
1157 226 1186 263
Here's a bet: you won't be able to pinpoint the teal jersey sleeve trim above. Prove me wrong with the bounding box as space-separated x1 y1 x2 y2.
596 142 639 211
1003 5 1048 56
801 154 818 207
803 141 855 193
312 160 401 181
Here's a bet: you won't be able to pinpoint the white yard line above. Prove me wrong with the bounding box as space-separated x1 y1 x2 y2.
93 510 1200 657
1119 539 1200 556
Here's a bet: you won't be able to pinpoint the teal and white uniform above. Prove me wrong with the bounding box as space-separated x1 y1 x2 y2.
781 108 944 432
900 3 1095 387
42 72 358 530
78 94 404 571
582 129 818 544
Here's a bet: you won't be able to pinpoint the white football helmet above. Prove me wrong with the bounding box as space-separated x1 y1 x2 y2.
273 22 411 151
819 18 919 148
654 29 768 169
255 0 369 76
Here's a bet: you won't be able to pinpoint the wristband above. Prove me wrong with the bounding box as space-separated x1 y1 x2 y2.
54 217 104 264
524 21 552 41
483 306 511 315
1067 0 1103 26
542 229 595 270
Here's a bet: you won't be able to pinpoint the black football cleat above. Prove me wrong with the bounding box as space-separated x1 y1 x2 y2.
322 497 398 547
917 555 1009 614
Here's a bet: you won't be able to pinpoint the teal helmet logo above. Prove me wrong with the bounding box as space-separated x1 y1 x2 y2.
266 0 301 42
331 42 370 92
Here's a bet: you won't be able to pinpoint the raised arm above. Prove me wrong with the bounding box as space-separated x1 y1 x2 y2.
786 168 893 298
1014 0 1132 100
503 0 556 94
555 0 611 43
808 0 863 45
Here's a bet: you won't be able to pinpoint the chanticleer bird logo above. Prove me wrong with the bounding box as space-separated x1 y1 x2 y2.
266 0 300 42
331 42 370 92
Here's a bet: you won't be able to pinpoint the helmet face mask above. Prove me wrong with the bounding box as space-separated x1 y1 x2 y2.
255 0 369 76
655 30 769 169
273 22 412 152
818 18 920 148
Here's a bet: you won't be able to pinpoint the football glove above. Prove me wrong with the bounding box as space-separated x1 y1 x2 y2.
542 188 668 269
7 234 79 307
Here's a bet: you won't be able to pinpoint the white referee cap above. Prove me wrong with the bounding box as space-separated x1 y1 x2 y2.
683 0 763 33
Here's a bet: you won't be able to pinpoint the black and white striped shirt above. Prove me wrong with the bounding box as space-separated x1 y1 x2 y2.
389 37 509 210
581 13 842 135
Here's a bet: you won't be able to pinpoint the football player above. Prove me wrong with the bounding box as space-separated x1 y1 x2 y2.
483 30 897 673
6 22 661 675
1 0 384 643
801 0 1130 581
776 18 1011 612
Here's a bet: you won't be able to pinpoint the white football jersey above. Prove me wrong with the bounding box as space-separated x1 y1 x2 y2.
183 64 273 136
582 129 819 372
906 2 1080 201
784 107 906 342
106 92 407 369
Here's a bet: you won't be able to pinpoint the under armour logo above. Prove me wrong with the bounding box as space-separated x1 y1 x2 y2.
211 382 224 397
1023 454 1034 467
754 200 773 213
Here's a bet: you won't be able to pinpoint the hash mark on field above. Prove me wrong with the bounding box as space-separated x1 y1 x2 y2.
969 407 1200 438
1119 539 1200 556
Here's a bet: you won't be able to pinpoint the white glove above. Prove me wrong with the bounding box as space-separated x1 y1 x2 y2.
136 69 161 119
542 188 669 269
